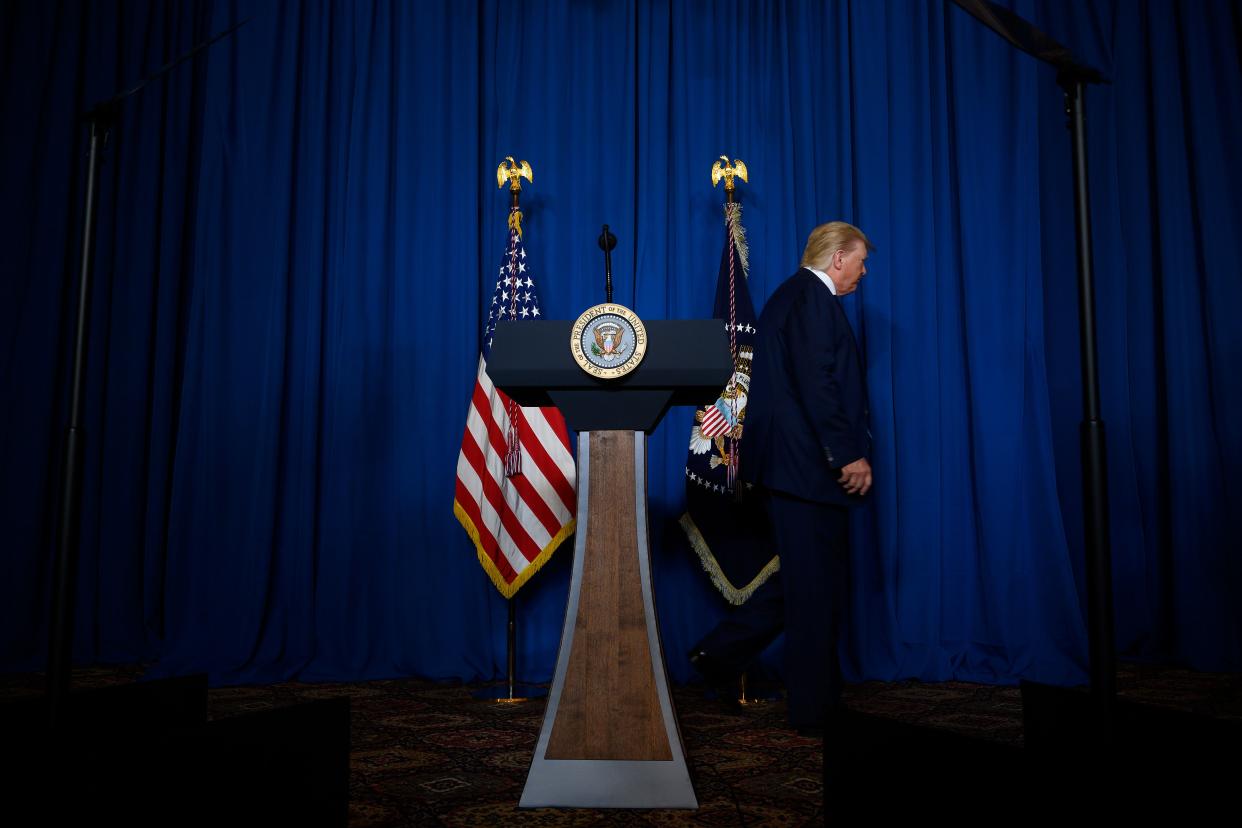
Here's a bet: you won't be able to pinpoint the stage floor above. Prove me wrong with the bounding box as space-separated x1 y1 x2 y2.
2 663 1238 826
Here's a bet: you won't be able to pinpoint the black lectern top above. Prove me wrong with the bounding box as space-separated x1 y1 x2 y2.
488 319 732 432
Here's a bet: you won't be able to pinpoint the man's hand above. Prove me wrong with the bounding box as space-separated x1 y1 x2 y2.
837 458 872 497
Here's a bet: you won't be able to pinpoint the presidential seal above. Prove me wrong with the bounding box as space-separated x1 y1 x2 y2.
570 303 648 379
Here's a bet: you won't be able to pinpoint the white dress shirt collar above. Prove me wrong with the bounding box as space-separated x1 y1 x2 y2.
806 267 838 295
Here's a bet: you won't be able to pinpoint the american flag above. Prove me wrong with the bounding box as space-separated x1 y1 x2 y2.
453 215 576 597
699 399 738 438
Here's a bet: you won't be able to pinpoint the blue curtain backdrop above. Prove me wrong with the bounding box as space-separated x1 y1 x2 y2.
2 0 1238 687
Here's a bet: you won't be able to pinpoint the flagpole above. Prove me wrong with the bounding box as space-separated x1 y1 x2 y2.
723 161 750 706
705 157 776 706
473 157 548 703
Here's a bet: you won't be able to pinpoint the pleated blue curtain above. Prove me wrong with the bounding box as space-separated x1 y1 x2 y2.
1 0 215 667
1034 0 1242 670
841 0 1086 682
1 0 1237 686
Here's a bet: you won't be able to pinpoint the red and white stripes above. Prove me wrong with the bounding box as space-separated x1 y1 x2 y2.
454 356 575 596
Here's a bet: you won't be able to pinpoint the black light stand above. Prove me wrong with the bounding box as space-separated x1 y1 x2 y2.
47 106 109 731
941 3 1242 816
45 17 249 730
949 0 1115 719
1062 74 1116 713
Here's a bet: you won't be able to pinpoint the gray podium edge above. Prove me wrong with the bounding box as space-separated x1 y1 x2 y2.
519 432 698 809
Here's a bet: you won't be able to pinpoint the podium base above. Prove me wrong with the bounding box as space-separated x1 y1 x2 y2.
520 758 698 809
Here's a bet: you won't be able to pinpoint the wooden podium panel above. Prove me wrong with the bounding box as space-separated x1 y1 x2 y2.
519 431 695 808
545 431 671 760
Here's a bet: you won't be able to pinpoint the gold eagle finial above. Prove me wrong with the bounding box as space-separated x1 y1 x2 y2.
497 156 533 191
711 156 748 193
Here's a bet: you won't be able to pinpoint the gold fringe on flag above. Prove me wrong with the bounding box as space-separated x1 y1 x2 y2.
679 512 780 606
455 499 577 599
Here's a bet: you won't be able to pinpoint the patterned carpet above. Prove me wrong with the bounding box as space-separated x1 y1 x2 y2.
2 663 1239 826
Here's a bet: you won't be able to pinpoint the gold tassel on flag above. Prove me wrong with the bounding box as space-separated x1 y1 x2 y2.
497 157 534 479
712 157 749 496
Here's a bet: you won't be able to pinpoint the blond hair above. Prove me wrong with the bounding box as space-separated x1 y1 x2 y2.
800 221 873 269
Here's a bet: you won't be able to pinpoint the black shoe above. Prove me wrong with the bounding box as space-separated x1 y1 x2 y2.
793 705 848 739
688 648 742 713
688 648 734 683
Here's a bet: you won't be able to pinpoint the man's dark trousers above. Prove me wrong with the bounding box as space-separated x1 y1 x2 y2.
695 488 849 728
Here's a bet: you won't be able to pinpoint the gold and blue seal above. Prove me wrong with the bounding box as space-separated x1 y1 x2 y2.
570 303 648 379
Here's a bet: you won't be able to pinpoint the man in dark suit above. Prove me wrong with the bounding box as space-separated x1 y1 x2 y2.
689 221 873 735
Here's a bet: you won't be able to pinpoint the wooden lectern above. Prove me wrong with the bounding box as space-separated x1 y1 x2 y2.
488 318 731 809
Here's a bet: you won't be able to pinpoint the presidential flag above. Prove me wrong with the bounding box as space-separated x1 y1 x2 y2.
679 203 778 604
454 210 576 597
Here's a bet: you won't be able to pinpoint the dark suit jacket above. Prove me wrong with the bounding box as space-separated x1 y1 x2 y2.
741 268 871 506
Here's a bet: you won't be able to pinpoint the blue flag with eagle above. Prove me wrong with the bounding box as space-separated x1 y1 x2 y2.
679 203 779 605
